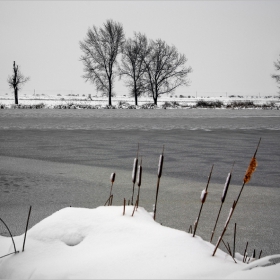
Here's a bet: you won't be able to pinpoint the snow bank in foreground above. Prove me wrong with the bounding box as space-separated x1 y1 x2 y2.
0 206 279 279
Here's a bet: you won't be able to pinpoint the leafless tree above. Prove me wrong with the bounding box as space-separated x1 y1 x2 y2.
119 33 150 106
80 19 125 106
7 61 30 105
272 54 280 97
143 39 192 105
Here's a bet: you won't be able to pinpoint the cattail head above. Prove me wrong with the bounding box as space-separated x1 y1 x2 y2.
243 157 258 184
137 165 142 187
110 172 116 183
200 189 208 203
158 154 164 178
221 173 231 203
132 158 138 183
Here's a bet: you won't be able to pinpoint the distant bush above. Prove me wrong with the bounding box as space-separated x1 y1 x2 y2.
196 100 224 108
228 101 255 108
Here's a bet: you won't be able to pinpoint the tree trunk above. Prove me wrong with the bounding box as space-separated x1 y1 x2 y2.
108 80 112 106
14 87 18 105
134 84 138 106
153 95 157 105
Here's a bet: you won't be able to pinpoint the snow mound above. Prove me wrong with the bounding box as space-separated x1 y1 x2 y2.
0 206 279 279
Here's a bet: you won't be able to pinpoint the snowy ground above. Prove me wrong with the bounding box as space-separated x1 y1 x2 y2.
0 206 279 279
0 92 279 108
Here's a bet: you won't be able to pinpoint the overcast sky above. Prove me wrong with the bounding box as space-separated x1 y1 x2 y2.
1 0 280 97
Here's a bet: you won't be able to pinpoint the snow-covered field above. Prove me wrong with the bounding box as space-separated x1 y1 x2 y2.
0 93 279 108
0 206 279 279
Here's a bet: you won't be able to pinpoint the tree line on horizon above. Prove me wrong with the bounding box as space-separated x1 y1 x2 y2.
7 19 280 105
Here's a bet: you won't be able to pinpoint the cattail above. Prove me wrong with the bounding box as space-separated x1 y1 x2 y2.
243 157 257 184
193 164 214 237
131 144 140 205
210 163 234 243
110 172 116 183
222 173 231 202
200 189 208 203
153 145 165 221
158 154 164 178
137 163 142 187
132 158 138 184
136 157 142 207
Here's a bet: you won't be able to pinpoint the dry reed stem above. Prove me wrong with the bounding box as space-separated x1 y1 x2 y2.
22 205 32 252
132 200 138 217
123 198 126 215
0 218 17 254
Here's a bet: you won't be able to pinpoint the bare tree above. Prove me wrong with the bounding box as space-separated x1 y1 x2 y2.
80 19 125 106
7 61 30 105
119 33 149 106
272 54 280 97
143 39 192 105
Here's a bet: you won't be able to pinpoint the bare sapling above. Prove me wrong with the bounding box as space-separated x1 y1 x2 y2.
210 162 234 242
212 138 261 257
0 218 18 256
193 164 214 237
104 172 116 206
153 145 164 221
22 205 32 252
131 144 139 205
136 157 142 208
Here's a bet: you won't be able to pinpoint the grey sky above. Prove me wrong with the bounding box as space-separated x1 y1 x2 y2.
1 0 280 97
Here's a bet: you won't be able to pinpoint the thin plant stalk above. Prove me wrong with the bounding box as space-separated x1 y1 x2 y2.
221 239 237 263
153 145 164 221
193 164 214 237
243 241 249 262
123 198 126 215
212 200 236 256
210 163 234 242
22 205 32 252
233 223 237 258
0 218 17 254
132 200 138 217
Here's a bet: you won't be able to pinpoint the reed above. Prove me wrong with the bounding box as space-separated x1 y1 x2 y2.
104 173 116 206
233 223 237 258
132 200 139 217
212 200 236 256
131 144 139 205
123 198 126 215
193 164 214 237
22 205 32 252
243 241 249 262
210 163 234 242
153 145 164 221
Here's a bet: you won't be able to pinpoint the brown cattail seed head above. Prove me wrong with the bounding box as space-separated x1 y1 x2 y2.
243 157 258 184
